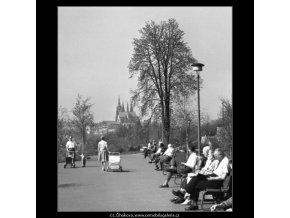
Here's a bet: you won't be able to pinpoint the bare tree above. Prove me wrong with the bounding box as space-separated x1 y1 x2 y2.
129 18 197 144
71 94 94 154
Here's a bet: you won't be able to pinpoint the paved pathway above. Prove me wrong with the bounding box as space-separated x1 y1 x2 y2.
58 153 212 211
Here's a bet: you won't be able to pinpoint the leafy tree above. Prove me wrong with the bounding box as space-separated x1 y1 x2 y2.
129 18 198 144
71 94 94 154
57 106 71 151
217 98 233 157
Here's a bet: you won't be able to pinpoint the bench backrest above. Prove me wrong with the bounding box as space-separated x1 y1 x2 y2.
221 171 232 192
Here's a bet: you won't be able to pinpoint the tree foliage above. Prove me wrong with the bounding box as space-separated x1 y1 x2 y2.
71 94 94 153
57 106 72 151
217 98 233 157
129 18 198 144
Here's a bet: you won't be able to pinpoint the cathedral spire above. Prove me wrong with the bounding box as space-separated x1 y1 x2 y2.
130 102 133 112
122 102 125 112
127 102 129 112
118 96 121 107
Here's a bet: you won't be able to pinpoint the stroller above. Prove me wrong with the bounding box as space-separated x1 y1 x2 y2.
106 152 122 172
64 148 75 168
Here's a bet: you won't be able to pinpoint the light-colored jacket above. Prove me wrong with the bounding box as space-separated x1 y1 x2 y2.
163 146 174 157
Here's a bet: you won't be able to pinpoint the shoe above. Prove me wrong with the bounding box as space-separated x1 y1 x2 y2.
166 168 177 173
172 190 184 197
181 198 192 205
159 184 169 188
174 197 185 204
148 161 152 163
184 205 199 210
170 197 179 202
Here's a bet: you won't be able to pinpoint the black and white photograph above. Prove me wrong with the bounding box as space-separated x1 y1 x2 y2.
57 6 233 212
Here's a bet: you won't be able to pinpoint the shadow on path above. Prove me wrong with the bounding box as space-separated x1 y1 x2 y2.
58 183 82 188
106 170 135 173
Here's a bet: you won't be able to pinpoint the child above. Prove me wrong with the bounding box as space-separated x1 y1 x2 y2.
80 153 86 167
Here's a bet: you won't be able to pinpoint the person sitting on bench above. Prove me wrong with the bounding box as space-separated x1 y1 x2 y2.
155 144 175 171
183 148 230 210
170 146 219 204
148 143 165 164
159 144 198 188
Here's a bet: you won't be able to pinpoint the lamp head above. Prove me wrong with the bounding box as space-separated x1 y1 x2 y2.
191 62 204 71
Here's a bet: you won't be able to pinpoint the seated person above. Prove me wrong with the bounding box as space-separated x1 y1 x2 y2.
170 146 218 204
144 141 152 158
148 142 165 164
210 196 232 212
159 145 198 188
148 140 157 160
183 148 230 210
155 144 175 170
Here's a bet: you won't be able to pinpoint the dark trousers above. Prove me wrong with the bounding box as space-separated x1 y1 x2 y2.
180 178 188 189
144 148 148 158
165 161 192 181
158 155 172 169
191 180 223 201
185 174 223 201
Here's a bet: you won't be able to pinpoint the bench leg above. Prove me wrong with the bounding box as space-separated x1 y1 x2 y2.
200 191 206 211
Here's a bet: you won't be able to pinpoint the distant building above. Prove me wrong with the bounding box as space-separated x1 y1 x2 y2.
115 97 139 127
92 97 140 135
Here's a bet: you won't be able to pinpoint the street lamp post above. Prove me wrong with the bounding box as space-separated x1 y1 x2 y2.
185 119 188 158
191 62 204 157
186 120 190 159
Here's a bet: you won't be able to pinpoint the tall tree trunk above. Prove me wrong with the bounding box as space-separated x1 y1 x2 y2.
82 131 86 154
163 97 171 145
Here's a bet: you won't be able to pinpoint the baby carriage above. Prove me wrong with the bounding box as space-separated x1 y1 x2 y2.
64 148 75 168
106 152 122 172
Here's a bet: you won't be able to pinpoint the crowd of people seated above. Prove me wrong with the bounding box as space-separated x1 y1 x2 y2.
143 139 232 212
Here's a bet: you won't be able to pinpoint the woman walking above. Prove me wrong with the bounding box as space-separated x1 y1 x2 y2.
98 136 109 171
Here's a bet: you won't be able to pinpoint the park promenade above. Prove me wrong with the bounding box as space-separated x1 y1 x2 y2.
58 153 212 212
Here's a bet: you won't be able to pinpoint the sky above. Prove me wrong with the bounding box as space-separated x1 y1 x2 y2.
58 7 232 123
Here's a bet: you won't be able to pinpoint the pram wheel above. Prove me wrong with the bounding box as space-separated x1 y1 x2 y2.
64 164 66 168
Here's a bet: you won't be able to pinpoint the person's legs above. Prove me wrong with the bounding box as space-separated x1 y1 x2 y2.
189 180 224 207
83 155 86 167
150 153 156 162
177 166 192 174
168 157 177 168
73 150 76 166
160 156 171 170
144 148 148 158
184 174 207 194
162 171 173 186
154 156 161 169
102 161 107 171
159 156 165 169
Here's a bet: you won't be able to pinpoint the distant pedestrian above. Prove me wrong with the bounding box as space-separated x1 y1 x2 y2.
64 136 76 168
98 136 109 171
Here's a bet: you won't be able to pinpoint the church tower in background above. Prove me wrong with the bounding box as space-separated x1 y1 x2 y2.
115 97 139 125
